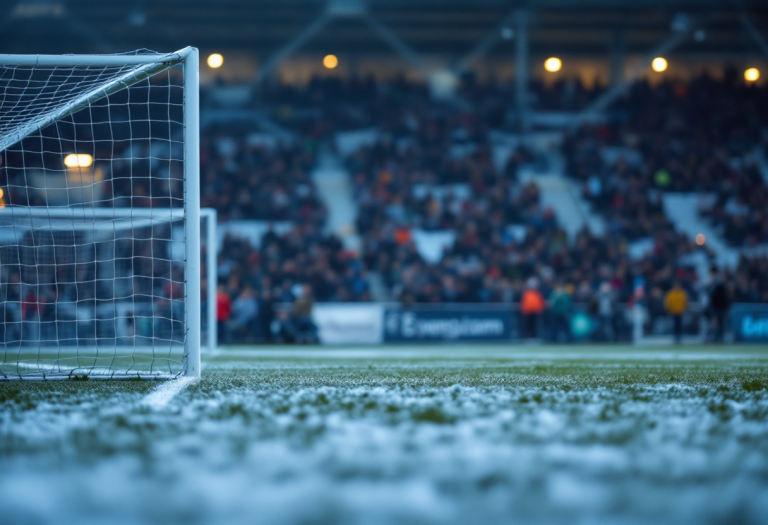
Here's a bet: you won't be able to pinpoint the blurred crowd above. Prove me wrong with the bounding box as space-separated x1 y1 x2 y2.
206 72 767 343
563 73 768 246
243 75 605 136
338 80 705 305
727 254 768 304
210 223 370 343
200 127 326 223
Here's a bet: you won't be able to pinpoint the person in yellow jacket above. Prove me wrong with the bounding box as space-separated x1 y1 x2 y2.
664 281 688 343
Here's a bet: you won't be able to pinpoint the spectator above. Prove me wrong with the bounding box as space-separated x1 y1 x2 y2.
549 283 573 342
230 287 259 342
291 283 318 343
216 284 232 344
520 278 546 339
709 267 730 343
595 282 616 342
259 287 275 343
630 286 647 342
664 281 688 344
274 309 296 343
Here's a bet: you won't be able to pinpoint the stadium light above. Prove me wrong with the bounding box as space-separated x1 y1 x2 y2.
695 233 706 246
323 54 338 69
652 57 667 72
544 57 562 73
745 68 760 82
63 153 93 168
207 53 224 69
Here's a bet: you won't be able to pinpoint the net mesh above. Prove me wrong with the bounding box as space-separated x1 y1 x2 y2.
0 54 189 379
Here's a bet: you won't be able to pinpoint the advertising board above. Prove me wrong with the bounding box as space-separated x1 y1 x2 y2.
731 304 768 343
384 306 515 342
312 303 384 344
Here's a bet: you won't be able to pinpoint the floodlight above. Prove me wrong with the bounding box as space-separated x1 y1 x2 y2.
745 68 760 82
652 57 667 72
63 153 93 168
544 57 562 72
323 54 338 69
207 53 224 68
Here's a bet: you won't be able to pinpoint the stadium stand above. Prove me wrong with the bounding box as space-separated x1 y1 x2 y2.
562 74 768 248
195 71 768 342
5 72 764 344
201 126 326 224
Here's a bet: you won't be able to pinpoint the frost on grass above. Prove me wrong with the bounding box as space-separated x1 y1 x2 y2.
1 355 767 525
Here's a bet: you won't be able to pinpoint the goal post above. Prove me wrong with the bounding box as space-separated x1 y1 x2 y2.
201 207 217 354
184 47 201 378
0 47 201 379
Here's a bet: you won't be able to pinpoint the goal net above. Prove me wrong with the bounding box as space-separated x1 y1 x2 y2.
0 48 201 379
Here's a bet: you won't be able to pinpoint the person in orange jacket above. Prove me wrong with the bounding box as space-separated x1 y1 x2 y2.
664 281 688 344
520 277 546 339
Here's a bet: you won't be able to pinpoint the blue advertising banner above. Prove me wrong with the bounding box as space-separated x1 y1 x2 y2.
383 307 516 342
731 304 768 343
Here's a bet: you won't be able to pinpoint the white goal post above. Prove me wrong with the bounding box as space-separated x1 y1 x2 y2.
201 207 217 354
0 47 201 379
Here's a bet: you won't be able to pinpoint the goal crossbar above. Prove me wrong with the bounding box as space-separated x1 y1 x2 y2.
0 47 194 155
0 49 192 67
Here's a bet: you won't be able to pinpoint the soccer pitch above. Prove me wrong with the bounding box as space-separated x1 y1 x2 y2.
1 345 767 525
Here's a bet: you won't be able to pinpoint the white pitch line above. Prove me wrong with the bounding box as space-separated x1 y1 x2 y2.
140 376 198 409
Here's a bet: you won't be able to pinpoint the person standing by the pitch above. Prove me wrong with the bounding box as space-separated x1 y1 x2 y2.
664 281 688 344
708 266 730 343
521 278 546 340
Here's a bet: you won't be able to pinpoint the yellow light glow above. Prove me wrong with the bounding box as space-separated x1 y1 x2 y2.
0 188 3 199
207 53 224 69
323 54 338 69
63 153 93 168
745 67 760 82
544 57 562 72
652 57 667 72
695 233 706 246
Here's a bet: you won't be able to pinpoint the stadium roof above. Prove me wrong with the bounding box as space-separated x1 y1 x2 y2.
2 1 766 58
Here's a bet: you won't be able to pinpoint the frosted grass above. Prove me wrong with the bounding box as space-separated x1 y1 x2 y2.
1 346 767 525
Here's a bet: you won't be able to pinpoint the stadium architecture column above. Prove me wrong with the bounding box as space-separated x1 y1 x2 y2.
571 19 698 127
249 1 433 85
741 12 768 58
610 31 626 87
184 47 202 378
515 9 530 135
573 19 698 126
453 10 518 75
250 13 332 85
363 13 431 78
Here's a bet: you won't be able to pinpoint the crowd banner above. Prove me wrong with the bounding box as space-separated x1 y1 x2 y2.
731 303 768 343
383 305 516 342
313 303 384 344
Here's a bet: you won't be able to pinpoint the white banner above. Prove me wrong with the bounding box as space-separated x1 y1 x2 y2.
312 303 384 345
